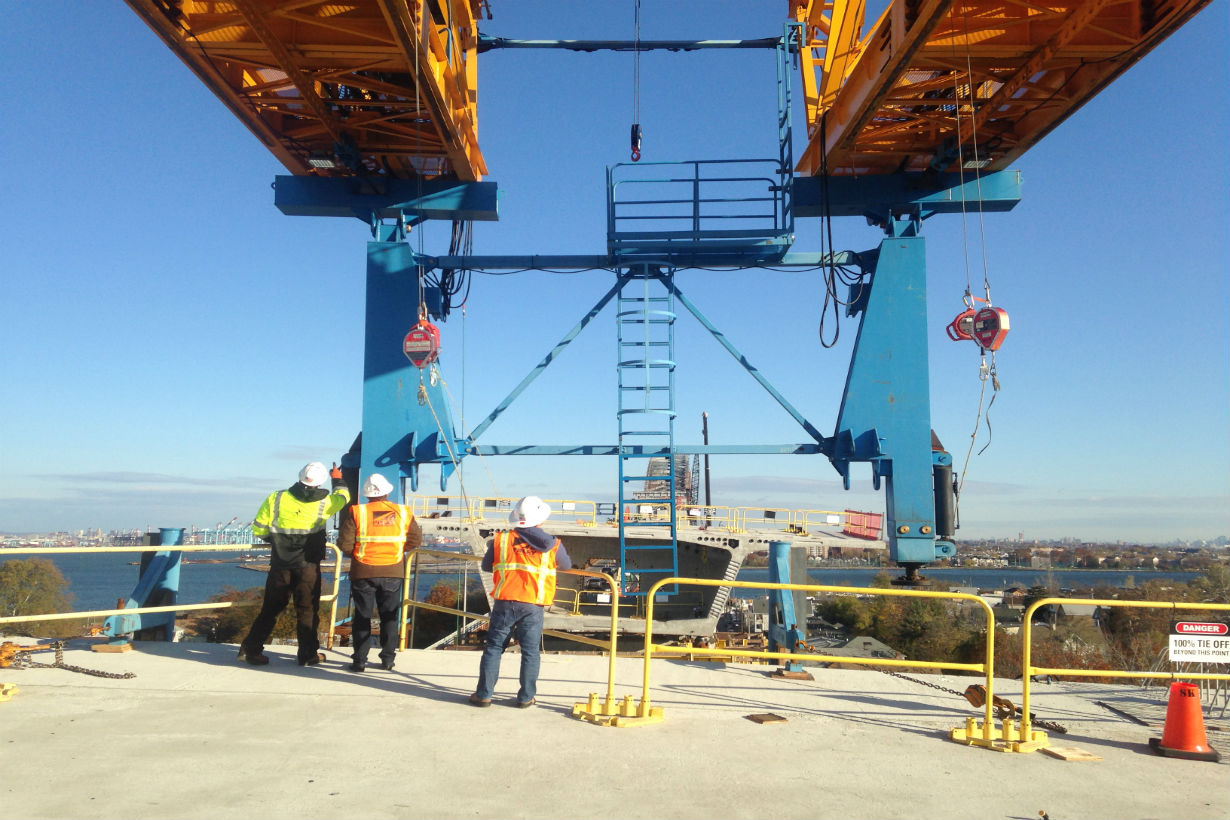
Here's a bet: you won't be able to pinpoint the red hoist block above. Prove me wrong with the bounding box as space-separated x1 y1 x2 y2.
403 320 440 368
972 307 1009 351
945 308 976 341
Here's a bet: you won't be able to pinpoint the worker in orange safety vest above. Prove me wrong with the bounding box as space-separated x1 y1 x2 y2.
468 496 571 708
337 473 421 673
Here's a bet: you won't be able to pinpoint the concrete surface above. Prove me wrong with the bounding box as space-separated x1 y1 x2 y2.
1 638 1226 820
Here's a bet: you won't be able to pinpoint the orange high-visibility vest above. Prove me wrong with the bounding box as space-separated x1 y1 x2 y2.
350 500 414 566
490 530 559 605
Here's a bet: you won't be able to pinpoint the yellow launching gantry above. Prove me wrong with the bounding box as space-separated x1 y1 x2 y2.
791 0 1211 176
125 0 488 181
126 1 1211 182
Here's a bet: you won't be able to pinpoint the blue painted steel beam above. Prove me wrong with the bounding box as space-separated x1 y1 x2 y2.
104 528 184 639
832 232 946 564
479 36 783 52
274 176 498 222
362 242 458 498
417 251 858 271
467 443 822 456
793 171 1022 219
767 541 806 670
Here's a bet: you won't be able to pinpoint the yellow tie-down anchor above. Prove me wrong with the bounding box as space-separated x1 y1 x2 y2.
949 684 1050 753
572 693 663 727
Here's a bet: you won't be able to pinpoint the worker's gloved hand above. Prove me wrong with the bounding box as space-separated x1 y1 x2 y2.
330 462 343 488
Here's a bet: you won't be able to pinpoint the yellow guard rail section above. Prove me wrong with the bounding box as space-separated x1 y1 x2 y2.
587 577 999 734
1019 597 1230 751
0 544 346 645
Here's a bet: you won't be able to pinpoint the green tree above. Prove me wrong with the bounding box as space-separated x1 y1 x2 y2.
0 559 75 637
186 585 324 644
1190 564 1229 604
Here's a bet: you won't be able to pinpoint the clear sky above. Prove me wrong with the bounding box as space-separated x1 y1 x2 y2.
1 2 1227 543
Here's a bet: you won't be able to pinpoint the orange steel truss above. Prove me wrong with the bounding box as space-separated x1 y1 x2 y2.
791 0 1212 176
126 2 1209 183
125 0 488 181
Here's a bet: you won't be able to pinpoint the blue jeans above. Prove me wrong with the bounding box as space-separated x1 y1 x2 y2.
475 599 544 703
350 576 403 667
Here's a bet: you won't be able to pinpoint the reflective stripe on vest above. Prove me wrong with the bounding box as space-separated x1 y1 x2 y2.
490 530 558 606
352 501 413 566
267 491 329 535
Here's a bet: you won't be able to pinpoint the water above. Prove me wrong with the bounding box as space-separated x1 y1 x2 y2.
2 552 1206 613
730 565 1204 598
0 551 483 613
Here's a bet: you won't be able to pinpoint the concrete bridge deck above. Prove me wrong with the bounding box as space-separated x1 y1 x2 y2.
1 638 1225 819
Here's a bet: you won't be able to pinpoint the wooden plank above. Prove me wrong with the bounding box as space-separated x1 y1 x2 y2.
91 642 133 654
746 713 788 724
1041 745 1103 761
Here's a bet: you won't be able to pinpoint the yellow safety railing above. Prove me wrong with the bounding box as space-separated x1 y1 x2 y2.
411 497 867 538
394 547 623 713
0 544 346 647
792 509 851 533
586 576 998 731
676 505 739 530
412 496 601 526
1019 597 1230 752
733 507 796 534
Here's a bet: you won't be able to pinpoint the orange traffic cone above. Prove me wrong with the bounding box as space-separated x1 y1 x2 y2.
1149 682 1221 762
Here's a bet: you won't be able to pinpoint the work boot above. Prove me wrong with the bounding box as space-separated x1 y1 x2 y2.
237 648 269 666
380 658 395 671
298 652 327 666
348 661 366 673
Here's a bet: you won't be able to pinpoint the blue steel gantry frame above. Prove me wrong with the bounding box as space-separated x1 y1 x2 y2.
278 167 1021 581
273 27 1023 582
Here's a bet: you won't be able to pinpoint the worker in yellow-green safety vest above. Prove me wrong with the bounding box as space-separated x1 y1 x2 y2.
337 473 421 673
238 461 350 667
469 496 572 709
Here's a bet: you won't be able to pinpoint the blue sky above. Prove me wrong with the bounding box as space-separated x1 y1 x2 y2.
1 2 1226 542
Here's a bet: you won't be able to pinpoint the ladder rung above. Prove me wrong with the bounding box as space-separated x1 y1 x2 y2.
617 309 676 319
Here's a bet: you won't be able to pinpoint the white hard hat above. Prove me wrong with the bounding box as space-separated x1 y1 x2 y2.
509 496 551 528
299 462 328 487
362 473 394 498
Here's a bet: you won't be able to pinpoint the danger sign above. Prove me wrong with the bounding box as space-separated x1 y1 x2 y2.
1168 622 1230 664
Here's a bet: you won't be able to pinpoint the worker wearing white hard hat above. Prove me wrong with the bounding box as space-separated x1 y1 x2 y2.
337 473 421 672
239 461 350 667
469 496 572 708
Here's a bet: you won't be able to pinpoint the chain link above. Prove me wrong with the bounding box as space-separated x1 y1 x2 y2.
11 641 136 680
883 670 1067 734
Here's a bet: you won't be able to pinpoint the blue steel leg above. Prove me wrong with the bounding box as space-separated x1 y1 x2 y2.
363 241 459 499
832 232 944 566
767 541 806 672
104 527 183 640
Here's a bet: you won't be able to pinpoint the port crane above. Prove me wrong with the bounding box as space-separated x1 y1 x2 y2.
124 0 1212 590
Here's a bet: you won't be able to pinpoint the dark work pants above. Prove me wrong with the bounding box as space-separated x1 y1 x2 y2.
241 563 322 663
350 576 404 667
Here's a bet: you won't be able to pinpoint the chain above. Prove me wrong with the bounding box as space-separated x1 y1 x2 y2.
10 641 136 680
883 670 1067 734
